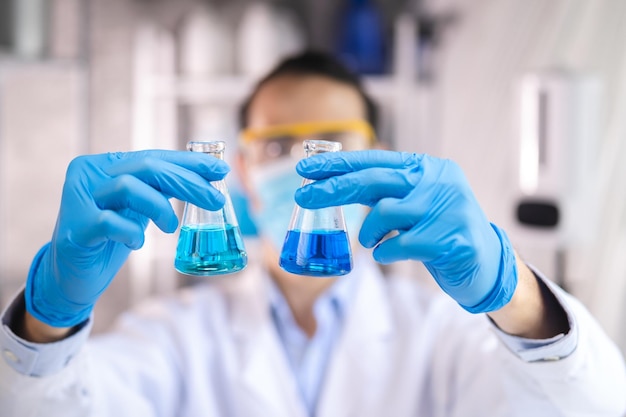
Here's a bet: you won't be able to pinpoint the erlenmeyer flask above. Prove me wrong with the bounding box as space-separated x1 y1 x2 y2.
175 141 247 276
279 140 353 276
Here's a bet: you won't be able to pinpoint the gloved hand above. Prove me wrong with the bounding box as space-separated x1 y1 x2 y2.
295 150 517 313
26 150 229 327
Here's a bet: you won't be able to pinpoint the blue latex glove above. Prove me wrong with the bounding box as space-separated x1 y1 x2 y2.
26 150 229 327
295 150 517 313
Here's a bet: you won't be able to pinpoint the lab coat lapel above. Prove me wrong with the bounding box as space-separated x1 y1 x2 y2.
226 264 307 417
316 264 395 417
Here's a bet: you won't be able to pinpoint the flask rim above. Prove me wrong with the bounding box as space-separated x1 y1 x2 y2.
303 139 342 155
187 141 226 154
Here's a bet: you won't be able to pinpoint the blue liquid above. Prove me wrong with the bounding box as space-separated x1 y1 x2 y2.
175 224 247 276
279 230 352 276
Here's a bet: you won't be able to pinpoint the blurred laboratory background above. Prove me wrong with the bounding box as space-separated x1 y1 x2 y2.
0 0 625 353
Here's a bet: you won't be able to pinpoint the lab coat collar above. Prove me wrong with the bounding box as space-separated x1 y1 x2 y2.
339 256 394 341
224 255 395 417
226 262 307 417
266 257 362 336
315 258 396 417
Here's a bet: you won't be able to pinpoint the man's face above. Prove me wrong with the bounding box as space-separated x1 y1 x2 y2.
241 75 372 162
237 75 372 254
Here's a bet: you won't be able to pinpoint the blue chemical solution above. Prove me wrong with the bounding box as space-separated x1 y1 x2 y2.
175 224 247 276
279 230 352 276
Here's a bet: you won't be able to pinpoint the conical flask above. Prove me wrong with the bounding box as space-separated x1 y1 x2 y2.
279 140 353 276
175 141 247 276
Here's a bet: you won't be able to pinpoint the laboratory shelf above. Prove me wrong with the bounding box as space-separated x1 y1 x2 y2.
0 53 85 71
139 74 402 105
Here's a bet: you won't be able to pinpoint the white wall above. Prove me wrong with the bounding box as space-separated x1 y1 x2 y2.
427 0 626 349
0 63 82 304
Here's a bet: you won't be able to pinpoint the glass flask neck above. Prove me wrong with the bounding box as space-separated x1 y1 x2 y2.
304 139 342 157
187 141 225 160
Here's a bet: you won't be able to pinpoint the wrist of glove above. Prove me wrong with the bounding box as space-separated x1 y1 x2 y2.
25 243 94 327
424 223 518 314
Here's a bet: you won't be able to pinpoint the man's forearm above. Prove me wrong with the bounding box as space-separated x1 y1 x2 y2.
16 308 73 343
488 254 570 339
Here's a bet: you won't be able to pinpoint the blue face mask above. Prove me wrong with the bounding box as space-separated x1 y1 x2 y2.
249 158 302 252
249 158 365 253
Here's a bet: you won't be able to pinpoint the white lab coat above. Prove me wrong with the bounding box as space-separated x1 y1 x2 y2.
1 260 625 417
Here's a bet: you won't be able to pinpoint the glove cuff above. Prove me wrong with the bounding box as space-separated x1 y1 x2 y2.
25 243 93 328
460 224 518 314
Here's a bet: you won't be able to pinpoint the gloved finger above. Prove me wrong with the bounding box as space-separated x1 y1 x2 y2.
358 197 422 248
371 228 441 264
295 166 420 208
108 150 230 181
104 158 226 211
74 210 146 249
296 150 421 180
92 175 179 233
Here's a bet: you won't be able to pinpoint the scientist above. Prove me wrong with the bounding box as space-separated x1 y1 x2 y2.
1 51 625 417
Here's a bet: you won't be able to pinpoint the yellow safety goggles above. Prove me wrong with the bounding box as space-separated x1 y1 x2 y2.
240 119 376 165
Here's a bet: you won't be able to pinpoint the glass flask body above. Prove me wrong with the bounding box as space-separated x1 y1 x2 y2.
279 140 353 276
175 141 247 276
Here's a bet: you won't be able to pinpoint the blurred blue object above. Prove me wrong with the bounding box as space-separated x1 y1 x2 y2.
229 184 259 237
336 0 387 75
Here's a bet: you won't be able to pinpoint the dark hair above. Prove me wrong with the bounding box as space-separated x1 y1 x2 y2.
238 50 379 132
